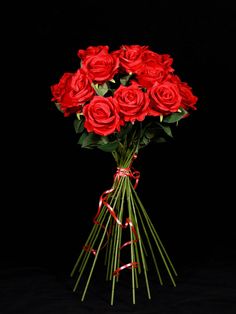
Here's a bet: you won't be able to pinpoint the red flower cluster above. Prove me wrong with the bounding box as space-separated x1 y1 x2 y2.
51 45 198 136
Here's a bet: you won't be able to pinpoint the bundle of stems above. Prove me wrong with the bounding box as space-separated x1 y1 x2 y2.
70 144 177 305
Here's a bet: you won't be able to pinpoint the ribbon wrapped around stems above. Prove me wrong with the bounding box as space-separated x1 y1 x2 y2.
91 157 140 276
70 153 178 305
83 154 139 251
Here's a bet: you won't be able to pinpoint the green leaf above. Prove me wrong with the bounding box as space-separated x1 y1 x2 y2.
153 137 167 143
163 108 188 123
97 136 118 152
120 74 132 86
98 136 109 145
74 117 84 134
98 141 119 152
78 131 119 152
82 133 101 148
139 127 156 148
139 120 173 149
158 124 173 137
139 136 150 147
118 123 133 140
77 132 100 148
55 102 63 113
78 132 88 145
91 82 109 96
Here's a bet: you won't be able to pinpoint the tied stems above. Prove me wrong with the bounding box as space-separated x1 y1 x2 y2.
70 145 177 305
110 177 126 305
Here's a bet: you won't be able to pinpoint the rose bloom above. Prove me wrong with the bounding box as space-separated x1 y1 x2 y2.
148 81 182 116
51 72 72 103
51 72 76 116
171 75 198 111
136 50 174 88
80 48 119 84
114 82 149 123
70 69 95 104
117 45 149 74
83 96 122 136
77 45 109 61
51 70 95 117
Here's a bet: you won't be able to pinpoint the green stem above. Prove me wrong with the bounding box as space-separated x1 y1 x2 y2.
81 216 112 301
105 178 124 277
72 177 126 292
72 210 109 292
70 203 107 277
71 144 177 305
128 180 151 299
132 194 163 285
115 189 125 283
142 205 177 277
127 179 136 304
131 184 177 286
110 177 126 305
77 207 107 273
108 177 125 281
71 174 124 278
106 221 115 280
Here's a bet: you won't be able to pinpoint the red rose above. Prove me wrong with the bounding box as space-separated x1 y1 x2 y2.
179 83 198 110
159 53 174 69
114 82 149 123
136 50 174 88
148 81 182 116
51 72 73 103
70 69 95 103
51 72 75 116
77 45 109 61
81 49 119 84
83 96 121 136
117 45 149 74
51 70 95 117
171 75 198 111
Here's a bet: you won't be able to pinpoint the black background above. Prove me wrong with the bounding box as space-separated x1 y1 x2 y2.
1 1 236 313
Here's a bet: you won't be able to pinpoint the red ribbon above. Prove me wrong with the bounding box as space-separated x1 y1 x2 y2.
84 154 140 276
113 218 139 277
83 245 97 256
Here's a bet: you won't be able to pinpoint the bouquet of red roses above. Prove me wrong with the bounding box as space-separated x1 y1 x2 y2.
51 44 198 305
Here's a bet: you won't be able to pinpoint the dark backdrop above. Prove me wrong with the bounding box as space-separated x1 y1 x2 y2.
1 1 236 313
